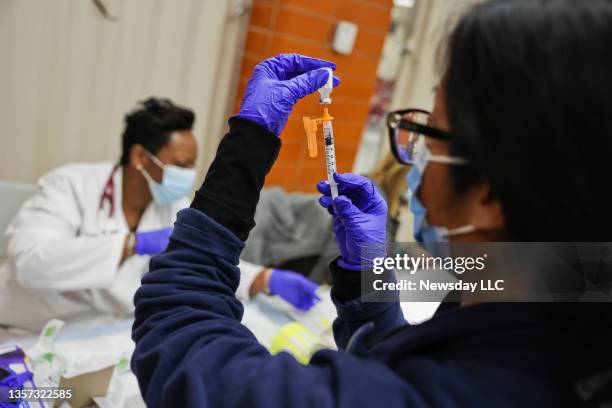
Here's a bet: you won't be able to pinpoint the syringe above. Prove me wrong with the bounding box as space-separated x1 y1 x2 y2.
318 69 338 199
302 67 338 198
321 109 338 199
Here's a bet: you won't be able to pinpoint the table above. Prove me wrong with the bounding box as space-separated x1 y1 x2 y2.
2 286 438 407
2 288 338 407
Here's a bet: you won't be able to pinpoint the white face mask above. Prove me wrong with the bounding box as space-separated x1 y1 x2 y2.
406 141 475 252
137 151 196 205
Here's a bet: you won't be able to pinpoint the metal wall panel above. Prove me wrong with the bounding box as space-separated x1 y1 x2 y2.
0 0 248 183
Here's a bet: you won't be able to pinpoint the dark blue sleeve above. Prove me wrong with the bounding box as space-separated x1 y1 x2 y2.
329 261 406 350
131 209 424 408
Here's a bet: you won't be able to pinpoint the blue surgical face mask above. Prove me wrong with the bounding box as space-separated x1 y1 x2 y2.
137 151 196 205
406 143 475 251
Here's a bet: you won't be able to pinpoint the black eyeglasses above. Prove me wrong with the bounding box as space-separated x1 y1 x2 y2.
386 108 453 165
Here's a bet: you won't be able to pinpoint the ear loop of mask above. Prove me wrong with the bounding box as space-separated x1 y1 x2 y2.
135 150 164 182
144 150 167 169
444 224 476 238
136 163 156 184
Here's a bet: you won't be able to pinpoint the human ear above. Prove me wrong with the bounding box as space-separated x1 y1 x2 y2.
468 181 506 232
130 144 147 169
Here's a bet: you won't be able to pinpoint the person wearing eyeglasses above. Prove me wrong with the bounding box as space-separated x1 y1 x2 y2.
131 1 612 406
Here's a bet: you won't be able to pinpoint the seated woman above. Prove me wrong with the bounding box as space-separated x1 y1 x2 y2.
0 98 318 335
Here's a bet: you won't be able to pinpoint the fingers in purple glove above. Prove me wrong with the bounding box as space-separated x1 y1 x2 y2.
259 54 336 80
300 278 320 297
318 175 380 211
316 180 331 195
318 195 336 216
269 269 321 311
319 180 367 217
334 173 387 213
237 54 342 137
333 172 374 192
296 297 319 311
332 196 361 217
135 227 173 256
289 68 338 99
318 173 371 194
295 288 321 311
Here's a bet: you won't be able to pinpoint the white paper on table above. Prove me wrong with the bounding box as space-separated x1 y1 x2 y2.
53 331 134 379
244 286 337 351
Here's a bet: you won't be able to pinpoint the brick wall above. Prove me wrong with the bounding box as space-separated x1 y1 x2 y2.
234 0 393 192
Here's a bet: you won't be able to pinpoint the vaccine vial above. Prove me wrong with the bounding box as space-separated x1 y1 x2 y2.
318 68 333 105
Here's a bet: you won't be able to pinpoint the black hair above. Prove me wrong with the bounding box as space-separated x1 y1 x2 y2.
120 97 195 165
443 0 612 242
443 2 612 403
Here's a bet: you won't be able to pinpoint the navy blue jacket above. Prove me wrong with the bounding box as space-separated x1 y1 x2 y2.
132 119 601 407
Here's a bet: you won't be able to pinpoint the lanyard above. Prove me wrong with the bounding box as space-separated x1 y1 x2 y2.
99 164 119 217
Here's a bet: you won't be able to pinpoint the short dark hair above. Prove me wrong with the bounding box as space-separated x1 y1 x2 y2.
120 97 195 165
443 0 612 241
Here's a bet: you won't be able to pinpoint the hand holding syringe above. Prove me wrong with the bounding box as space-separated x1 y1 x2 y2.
303 68 339 198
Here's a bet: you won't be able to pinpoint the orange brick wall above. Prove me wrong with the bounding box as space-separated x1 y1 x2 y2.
233 0 393 192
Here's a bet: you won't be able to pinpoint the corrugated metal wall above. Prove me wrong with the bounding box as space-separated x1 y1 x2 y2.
0 0 247 183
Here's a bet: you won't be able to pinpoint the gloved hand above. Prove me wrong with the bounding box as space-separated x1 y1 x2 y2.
268 268 320 311
135 227 173 256
235 53 340 136
318 173 387 271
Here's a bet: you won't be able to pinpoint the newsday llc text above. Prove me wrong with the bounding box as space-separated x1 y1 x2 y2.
372 278 505 293
363 242 612 303
366 252 503 297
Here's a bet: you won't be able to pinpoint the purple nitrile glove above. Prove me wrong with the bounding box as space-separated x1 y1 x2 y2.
317 173 387 271
135 227 173 256
268 268 321 311
234 53 341 136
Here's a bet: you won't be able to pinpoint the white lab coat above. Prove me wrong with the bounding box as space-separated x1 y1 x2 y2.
0 162 261 333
